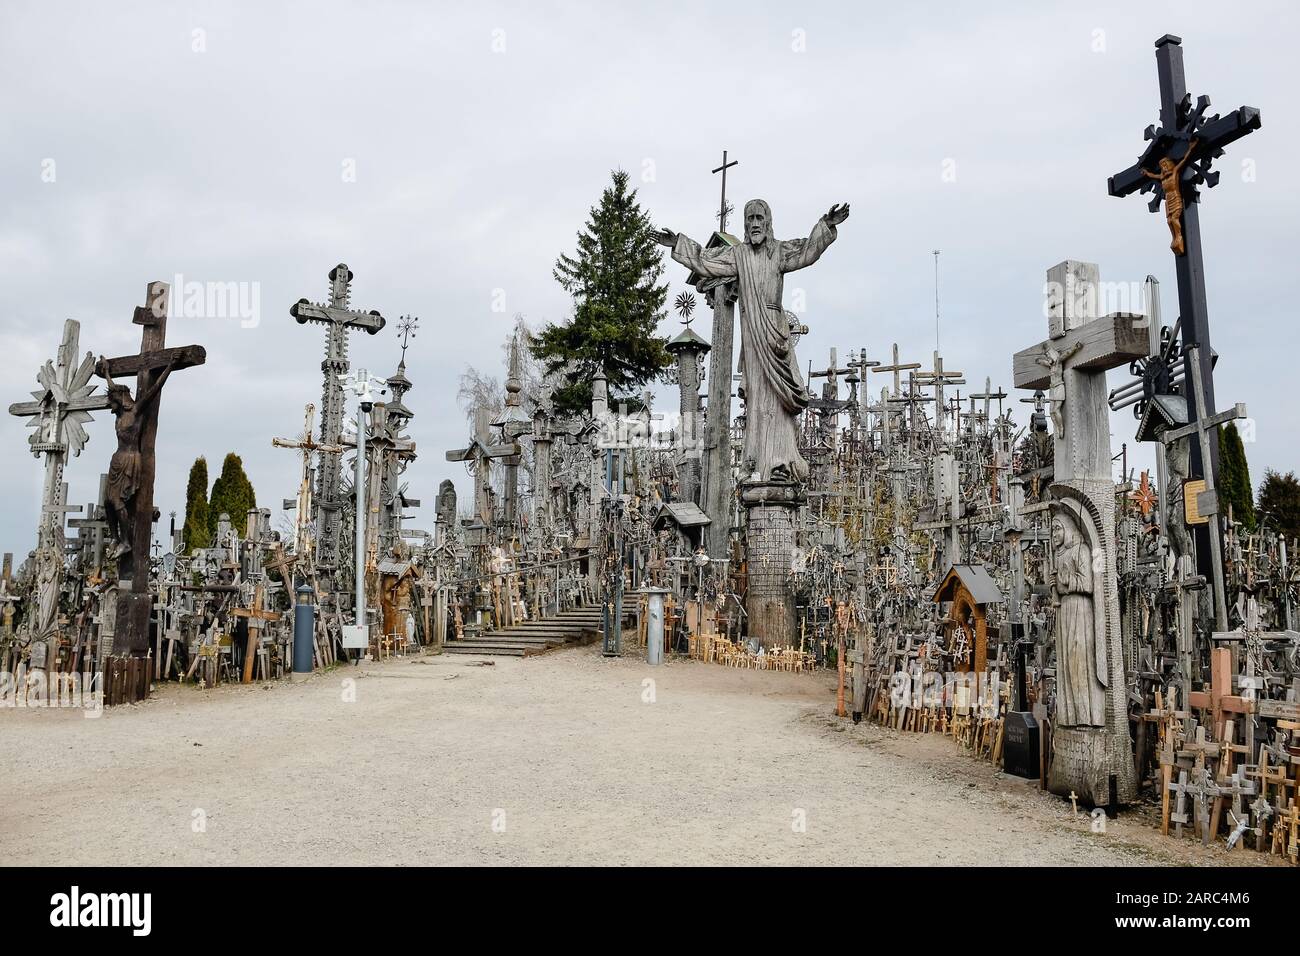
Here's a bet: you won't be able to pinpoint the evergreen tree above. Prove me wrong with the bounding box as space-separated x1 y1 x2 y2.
532 168 671 416
1257 469 1300 540
1218 422 1255 530
207 452 257 539
181 457 210 553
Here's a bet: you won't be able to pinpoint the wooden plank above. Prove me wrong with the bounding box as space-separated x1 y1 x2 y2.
1012 313 1149 390
95 344 207 378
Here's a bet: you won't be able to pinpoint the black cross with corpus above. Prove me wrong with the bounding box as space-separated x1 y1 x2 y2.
1108 34 1260 576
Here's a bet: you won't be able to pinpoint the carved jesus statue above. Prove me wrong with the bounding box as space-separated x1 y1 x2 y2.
99 356 173 558
1051 514 1106 727
653 199 849 484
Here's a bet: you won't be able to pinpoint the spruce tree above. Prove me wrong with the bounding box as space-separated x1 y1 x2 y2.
207 452 257 539
1257 469 1300 540
532 168 671 416
181 457 210 553
1218 423 1255 530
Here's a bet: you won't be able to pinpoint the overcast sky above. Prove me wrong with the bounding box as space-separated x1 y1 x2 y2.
1 0 1292 556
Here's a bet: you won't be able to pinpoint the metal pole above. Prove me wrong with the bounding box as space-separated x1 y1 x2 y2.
642 587 667 665
1145 277 1168 540
355 397 369 631
1185 345 1228 632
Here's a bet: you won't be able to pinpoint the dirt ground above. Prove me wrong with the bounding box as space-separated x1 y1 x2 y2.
0 645 1281 866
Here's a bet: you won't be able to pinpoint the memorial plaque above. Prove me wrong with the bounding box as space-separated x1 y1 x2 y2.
1003 711 1041 779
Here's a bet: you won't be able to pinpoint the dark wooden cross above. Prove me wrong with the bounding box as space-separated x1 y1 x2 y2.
712 150 739 233
1108 34 1260 579
445 406 519 526
291 264 386 575
96 281 206 656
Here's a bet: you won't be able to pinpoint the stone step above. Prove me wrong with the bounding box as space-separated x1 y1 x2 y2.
445 609 608 657
443 644 529 657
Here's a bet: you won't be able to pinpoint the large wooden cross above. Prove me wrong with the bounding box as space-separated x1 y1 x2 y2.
96 281 206 656
1013 262 1149 482
446 406 519 525
1108 34 1260 578
231 583 279 683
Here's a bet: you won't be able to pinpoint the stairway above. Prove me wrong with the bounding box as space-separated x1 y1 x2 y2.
442 606 605 657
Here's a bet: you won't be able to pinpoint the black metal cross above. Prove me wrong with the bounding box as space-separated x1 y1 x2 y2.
1109 34 1260 579
712 150 739 233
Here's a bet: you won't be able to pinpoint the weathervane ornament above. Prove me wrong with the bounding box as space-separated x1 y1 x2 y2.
396 314 419 362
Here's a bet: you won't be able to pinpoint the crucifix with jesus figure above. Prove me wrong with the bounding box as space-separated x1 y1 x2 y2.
1108 34 1261 586
96 281 206 657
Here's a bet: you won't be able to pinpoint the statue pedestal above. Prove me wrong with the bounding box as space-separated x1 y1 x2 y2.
1048 726 1138 805
1047 478 1137 806
740 482 804 648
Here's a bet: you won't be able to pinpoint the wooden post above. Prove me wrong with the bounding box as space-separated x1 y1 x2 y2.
231 584 278 684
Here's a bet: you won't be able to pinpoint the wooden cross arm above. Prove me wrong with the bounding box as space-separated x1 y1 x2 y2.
1158 403 1247 445
872 362 921 374
1013 313 1149 390
291 300 386 334
8 394 113 417
96 345 207 378
1188 690 1252 715
230 606 280 622
446 446 476 462
1108 106 1261 197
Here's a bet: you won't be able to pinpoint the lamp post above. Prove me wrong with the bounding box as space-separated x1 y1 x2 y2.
339 368 389 644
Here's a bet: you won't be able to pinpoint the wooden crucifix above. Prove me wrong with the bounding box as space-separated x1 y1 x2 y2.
1108 34 1261 581
96 281 206 657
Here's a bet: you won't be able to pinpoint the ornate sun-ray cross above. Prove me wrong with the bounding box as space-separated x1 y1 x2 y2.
8 320 111 654
1128 469 1158 521
1108 35 1260 583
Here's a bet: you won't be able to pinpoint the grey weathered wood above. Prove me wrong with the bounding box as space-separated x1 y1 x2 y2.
1013 313 1149 390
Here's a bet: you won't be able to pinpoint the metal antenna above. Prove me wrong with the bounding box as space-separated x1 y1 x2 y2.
932 249 941 351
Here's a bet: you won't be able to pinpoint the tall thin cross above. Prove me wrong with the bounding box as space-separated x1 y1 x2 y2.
1108 34 1260 581
291 264 386 577
272 403 344 569
871 343 921 399
712 150 739 233
912 352 964 443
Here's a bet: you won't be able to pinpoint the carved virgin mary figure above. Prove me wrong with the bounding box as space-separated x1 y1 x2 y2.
1051 513 1106 726
654 199 849 484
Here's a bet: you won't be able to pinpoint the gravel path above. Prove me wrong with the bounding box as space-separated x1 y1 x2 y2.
0 646 1270 866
